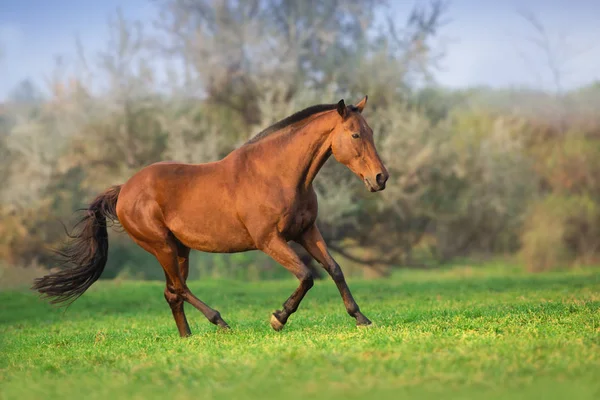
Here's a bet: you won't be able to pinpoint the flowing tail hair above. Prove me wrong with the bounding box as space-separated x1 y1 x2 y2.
32 185 122 306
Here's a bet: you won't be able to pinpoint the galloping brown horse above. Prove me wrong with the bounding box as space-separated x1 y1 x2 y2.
33 96 389 336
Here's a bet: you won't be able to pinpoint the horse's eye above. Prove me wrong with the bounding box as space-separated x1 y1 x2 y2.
352 133 360 139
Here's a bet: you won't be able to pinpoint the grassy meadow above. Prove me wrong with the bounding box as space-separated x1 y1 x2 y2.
1 264 599 400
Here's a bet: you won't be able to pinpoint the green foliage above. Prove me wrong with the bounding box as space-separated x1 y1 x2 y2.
521 194 600 271
2 265 600 399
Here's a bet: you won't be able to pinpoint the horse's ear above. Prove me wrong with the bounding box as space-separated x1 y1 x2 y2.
337 99 347 118
355 95 368 113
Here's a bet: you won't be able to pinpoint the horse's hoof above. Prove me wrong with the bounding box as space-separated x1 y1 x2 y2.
356 314 372 328
216 318 231 331
270 314 285 331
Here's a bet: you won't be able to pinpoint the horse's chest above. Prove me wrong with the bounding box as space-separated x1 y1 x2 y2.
278 201 316 239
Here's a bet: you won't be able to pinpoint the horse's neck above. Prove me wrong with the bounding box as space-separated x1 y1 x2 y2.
300 122 335 188
245 113 335 190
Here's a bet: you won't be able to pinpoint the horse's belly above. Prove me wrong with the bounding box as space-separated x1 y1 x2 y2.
167 212 255 253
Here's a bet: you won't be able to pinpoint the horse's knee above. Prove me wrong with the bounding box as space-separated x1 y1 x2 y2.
300 270 314 289
328 263 344 283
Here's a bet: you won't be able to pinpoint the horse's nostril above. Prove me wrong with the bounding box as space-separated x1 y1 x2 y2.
376 173 387 186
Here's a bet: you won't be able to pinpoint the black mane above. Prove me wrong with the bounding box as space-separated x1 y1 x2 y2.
245 103 355 144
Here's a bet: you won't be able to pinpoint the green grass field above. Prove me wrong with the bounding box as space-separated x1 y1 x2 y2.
1 264 599 400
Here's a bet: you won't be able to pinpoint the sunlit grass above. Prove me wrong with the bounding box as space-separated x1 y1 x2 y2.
1 265 599 399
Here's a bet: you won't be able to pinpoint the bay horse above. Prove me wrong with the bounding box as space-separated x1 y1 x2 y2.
32 96 389 336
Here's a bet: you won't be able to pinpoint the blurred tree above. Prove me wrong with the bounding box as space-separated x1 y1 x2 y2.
8 79 43 105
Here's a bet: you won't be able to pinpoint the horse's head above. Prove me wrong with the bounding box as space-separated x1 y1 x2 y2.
331 96 389 192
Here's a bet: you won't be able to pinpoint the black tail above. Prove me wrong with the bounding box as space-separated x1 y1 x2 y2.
32 185 122 306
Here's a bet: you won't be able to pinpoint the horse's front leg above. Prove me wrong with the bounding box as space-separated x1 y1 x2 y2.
298 224 372 327
259 235 314 331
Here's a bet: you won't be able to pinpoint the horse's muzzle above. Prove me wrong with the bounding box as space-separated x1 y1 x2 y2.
365 172 388 192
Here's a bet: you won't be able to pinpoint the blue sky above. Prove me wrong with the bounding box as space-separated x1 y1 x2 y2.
1 0 599 99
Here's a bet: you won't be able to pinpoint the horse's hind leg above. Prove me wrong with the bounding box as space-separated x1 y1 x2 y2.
119 197 229 334
153 238 230 331
164 273 192 337
163 243 192 337
177 241 191 282
129 230 230 334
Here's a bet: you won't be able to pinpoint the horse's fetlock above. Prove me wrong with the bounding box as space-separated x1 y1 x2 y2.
209 311 222 324
346 305 360 316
